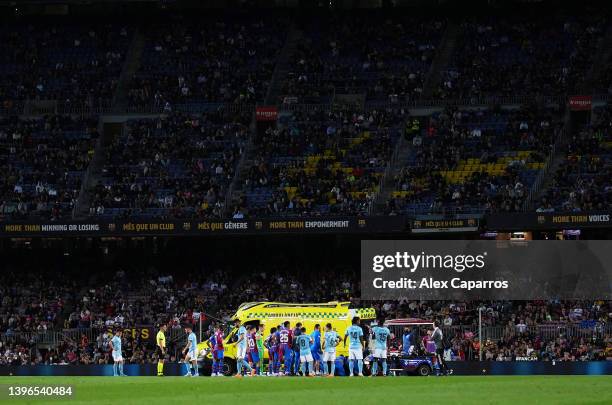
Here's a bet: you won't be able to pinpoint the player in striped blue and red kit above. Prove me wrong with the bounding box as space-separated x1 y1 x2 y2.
246 326 260 376
207 324 225 377
264 327 280 376
277 321 293 375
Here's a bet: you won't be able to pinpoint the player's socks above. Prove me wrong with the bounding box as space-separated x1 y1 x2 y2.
193 363 199 376
237 359 243 375
157 362 163 376
113 363 118 376
322 361 328 375
357 360 363 375
348 360 354 376
371 359 378 376
118 363 124 376
330 362 335 376
218 360 224 375
300 362 306 376
308 361 314 376
382 361 387 376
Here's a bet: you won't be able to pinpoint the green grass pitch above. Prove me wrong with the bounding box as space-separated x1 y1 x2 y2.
0 375 610 405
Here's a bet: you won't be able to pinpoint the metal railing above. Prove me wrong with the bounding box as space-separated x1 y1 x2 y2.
72 116 106 218
372 131 405 212
522 136 559 211
522 105 572 211
4 322 609 352
122 103 255 115
442 322 612 342
224 110 255 215
1 95 600 118
22 100 115 116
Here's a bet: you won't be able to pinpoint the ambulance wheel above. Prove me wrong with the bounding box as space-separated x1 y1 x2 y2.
416 364 431 376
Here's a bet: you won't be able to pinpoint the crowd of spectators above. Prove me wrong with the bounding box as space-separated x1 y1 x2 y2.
0 12 608 113
128 17 284 110
386 106 563 215
434 15 606 101
236 107 405 217
0 22 129 108
282 16 445 104
537 105 612 212
1 259 610 365
371 300 610 361
0 115 98 220
91 111 250 219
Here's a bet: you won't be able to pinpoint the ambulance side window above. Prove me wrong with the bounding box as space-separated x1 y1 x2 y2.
227 327 238 343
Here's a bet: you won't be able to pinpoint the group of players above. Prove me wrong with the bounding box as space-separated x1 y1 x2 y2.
109 316 392 377
206 316 391 378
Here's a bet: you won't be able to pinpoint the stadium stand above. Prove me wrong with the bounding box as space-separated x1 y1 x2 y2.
433 15 606 101
537 105 612 212
91 110 250 219
0 115 99 220
235 107 407 217
0 22 129 111
281 16 445 104
0 11 609 220
127 16 284 111
386 106 562 215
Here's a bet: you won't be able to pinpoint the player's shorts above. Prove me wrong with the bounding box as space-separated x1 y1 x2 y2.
236 345 247 359
185 350 196 360
155 346 166 358
348 348 363 360
311 349 321 361
300 353 314 363
248 351 260 364
112 352 123 362
322 351 336 362
213 349 224 361
373 348 387 359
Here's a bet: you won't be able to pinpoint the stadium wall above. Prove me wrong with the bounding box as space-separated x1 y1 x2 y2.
448 361 612 376
0 362 611 376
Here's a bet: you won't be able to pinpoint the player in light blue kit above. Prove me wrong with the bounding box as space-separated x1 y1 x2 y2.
370 318 391 376
182 324 199 377
109 329 126 377
233 319 252 378
296 327 314 377
322 323 339 377
344 316 364 377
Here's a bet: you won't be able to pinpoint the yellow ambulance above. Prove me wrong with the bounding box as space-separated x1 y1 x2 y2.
198 301 376 373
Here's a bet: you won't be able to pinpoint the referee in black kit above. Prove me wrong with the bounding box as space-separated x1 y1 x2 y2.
431 321 451 376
